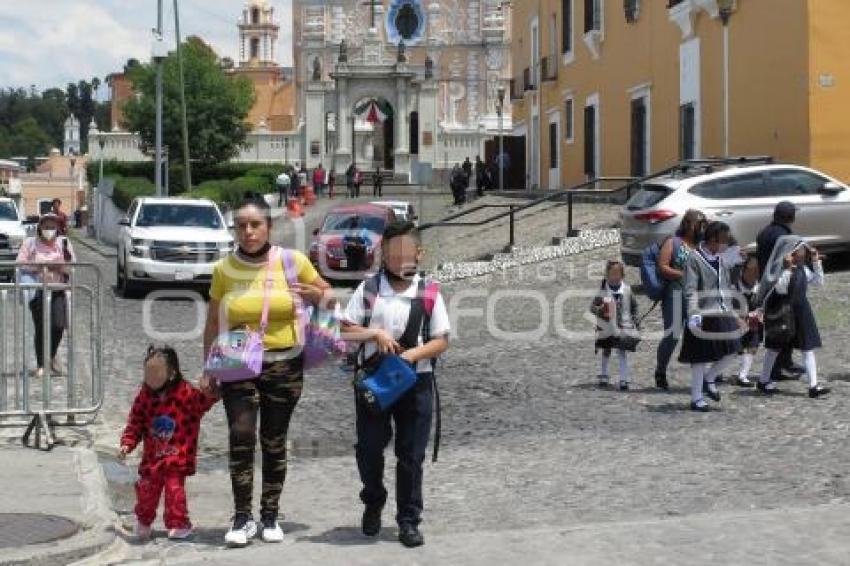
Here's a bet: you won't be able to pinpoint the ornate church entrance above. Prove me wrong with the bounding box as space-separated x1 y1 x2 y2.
353 98 395 171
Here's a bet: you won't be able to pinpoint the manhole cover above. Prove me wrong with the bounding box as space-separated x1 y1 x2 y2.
0 513 79 548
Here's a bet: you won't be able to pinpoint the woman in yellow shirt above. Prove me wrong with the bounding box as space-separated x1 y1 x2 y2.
201 194 331 547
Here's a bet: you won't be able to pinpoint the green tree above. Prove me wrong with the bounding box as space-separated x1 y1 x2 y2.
4 117 52 162
122 36 255 166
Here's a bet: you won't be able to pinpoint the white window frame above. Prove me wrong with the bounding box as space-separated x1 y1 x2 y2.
563 92 575 144
628 83 651 177
562 0 575 66
530 17 540 88
582 0 604 59
585 92 601 179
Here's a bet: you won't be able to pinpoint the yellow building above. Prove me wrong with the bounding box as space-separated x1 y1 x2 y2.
511 0 850 190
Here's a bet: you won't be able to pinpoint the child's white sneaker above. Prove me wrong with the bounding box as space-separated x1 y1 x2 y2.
260 515 284 543
224 514 257 547
168 527 194 540
134 520 152 541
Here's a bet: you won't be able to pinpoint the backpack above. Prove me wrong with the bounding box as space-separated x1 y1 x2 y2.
359 272 443 462
640 236 679 302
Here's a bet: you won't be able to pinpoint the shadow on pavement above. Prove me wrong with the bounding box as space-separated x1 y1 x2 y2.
297 525 400 546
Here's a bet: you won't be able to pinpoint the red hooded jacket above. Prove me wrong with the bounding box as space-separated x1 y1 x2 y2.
120 378 217 476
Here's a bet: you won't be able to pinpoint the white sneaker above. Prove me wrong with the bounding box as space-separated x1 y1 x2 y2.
261 518 284 543
134 520 152 541
224 515 257 547
168 527 194 540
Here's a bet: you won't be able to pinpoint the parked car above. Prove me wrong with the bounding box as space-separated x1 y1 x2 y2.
309 203 396 284
116 197 234 297
370 200 418 225
620 161 850 266
0 198 26 281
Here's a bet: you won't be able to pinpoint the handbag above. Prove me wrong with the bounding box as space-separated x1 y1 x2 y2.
354 353 419 413
204 248 277 382
280 249 347 369
764 293 795 348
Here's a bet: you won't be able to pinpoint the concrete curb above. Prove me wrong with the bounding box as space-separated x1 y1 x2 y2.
68 232 117 259
0 449 118 566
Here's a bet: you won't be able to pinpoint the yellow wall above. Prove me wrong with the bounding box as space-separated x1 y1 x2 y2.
513 0 817 191
808 0 850 182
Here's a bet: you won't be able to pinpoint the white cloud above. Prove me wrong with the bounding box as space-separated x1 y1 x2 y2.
0 0 294 92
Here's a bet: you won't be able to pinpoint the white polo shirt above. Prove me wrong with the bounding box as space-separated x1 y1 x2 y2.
343 274 450 374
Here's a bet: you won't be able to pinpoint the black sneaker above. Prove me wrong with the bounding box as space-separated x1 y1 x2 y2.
399 524 424 548
619 382 629 391
654 372 669 391
809 385 830 398
757 381 779 395
703 382 721 402
361 505 382 537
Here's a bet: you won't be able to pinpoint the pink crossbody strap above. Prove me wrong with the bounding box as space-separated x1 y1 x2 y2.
280 249 308 339
259 247 279 335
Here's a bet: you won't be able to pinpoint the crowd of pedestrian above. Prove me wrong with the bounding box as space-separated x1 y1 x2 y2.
595 201 829 411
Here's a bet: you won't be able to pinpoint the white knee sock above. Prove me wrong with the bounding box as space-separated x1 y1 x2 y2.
803 350 818 388
618 350 631 384
739 353 755 379
691 364 706 403
760 349 780 385
599 353 611 380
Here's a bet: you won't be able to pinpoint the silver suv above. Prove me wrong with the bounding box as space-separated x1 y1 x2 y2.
620 159 850 266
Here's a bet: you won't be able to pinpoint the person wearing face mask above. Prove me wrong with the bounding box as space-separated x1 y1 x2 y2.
678 221 746 412
16 213 76 379
341 221 451 548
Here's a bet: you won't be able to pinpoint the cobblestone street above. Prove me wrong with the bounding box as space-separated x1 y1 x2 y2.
56 194 850 564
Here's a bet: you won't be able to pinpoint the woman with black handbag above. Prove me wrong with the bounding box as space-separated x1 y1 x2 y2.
16 213 75 378
757 236 827 397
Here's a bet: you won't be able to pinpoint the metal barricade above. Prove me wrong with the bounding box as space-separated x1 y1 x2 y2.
0 261 103 450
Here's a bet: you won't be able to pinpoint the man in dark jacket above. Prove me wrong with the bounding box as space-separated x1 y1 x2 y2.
756 200 804 379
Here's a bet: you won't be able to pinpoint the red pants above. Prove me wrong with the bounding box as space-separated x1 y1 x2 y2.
134 472 190 529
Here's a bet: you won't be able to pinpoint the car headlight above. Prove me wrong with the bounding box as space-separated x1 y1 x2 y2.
217 241 235 256
130 238 149 257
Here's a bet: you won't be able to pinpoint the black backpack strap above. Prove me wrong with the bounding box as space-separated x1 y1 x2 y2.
417 278 442 463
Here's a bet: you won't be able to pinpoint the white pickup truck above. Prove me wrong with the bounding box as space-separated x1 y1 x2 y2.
0 198 27 279
116 197 234 297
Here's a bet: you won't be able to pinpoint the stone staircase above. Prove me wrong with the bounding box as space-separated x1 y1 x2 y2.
432 229 620 282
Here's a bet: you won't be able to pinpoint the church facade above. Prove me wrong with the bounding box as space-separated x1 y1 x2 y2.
93 0 512 181
293 0 512 179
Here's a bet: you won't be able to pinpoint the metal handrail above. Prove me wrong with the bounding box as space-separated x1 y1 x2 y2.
418 166 692 250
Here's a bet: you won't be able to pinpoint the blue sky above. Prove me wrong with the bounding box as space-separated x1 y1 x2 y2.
0 0 294 94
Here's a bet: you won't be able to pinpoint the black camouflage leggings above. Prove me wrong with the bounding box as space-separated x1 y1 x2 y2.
221 356 303 518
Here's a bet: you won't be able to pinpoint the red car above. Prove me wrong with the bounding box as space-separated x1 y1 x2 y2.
309 203 396 284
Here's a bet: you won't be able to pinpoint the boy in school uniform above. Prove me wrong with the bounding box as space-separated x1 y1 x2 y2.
341 221 450 548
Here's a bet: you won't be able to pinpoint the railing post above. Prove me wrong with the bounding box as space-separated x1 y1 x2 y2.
509 205 515 249
567 191 579 237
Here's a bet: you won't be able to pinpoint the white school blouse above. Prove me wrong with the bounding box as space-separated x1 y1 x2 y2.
343 274 451 374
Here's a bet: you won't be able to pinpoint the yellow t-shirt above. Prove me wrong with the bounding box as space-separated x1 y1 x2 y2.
209 250 320 350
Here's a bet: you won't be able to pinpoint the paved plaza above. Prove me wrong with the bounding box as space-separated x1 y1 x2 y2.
3 194 850 564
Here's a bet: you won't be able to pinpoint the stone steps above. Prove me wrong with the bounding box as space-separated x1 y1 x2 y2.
432 229 620 282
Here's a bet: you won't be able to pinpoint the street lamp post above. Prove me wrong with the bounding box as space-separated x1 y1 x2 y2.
496 85 506 193
284 137 289 166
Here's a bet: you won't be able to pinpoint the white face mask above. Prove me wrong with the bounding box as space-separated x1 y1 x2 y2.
42 230 57 241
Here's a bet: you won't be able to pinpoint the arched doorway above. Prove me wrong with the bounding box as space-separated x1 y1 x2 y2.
353 97 395 171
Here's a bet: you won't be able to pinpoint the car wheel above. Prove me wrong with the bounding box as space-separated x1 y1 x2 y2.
119 255 140 299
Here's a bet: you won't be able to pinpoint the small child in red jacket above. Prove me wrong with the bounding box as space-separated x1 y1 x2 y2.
119 346 218 541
